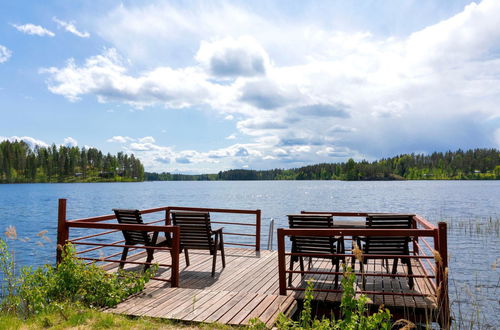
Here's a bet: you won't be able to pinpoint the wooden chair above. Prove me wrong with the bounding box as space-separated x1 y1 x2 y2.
113 209 168 271
171 211 225 277
287 214 344 288
356 214 415 289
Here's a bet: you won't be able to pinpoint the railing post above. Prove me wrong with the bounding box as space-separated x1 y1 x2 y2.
56 198 68 264
277 228 286 295
256 209 261 251
170 226 180 287
438 222 450 329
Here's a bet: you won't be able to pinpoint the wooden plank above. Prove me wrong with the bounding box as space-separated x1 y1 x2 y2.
203 291 249 323
180 290 230 321
242 294 279 324
264 294 296 327
146 288 204 318
217 292 258 324
191 291 238 322
159 290 214 319
228 294 268 325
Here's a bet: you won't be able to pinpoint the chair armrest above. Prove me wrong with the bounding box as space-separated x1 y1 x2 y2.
212 227 224 234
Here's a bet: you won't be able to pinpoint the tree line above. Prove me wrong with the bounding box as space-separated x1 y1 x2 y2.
0 140 144 183
146 148 500 181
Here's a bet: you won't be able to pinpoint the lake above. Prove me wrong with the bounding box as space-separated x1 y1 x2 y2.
1 180 499 326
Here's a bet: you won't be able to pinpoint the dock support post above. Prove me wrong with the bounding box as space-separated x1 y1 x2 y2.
277 228 287 295
437 222 450 329
256 209 261 251
56 198 68 264
170 226 180 287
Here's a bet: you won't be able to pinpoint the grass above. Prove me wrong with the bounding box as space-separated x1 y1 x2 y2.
0 305 237 330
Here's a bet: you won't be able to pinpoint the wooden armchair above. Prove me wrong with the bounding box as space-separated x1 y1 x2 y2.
171 211 225 277
113 209 168 271
356 214 415 289
287 214 344 288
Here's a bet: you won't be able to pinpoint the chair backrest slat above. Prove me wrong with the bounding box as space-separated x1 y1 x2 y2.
364 214 413 255
113 209 151 245
171 211 214 251
288 214 338 254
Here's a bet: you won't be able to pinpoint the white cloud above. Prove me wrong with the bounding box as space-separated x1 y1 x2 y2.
12 23 55 37
138 136 155 143
196 36 270 78
41 48 221 108
63 137 78 147
42 0 500 170
225 134 236 140
107 136 134 143
0 45 12 63
0 136 49 148
53 17 90 38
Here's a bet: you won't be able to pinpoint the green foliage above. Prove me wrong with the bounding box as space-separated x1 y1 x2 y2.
145 148 499 182
0 241 156 317
0 140 144 183
274 267 392 329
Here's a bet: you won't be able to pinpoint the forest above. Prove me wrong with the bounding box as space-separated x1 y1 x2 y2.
145 148 500 181
0 140 144 183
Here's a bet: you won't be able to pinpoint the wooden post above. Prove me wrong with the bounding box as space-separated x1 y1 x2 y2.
170 226 180 287
438 222 450 329
56 198 68 264
256 209 261 251
277 228 287 295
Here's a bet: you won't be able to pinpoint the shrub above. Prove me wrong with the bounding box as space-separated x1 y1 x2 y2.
273 266 392 329
1 239 156 317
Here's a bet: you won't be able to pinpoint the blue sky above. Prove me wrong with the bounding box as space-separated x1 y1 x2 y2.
1 0 499 173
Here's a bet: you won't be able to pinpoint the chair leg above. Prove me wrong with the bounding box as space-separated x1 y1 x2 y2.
288 257 295 287
406 258 414 289
219 233 226 268
212 233 219 277
119 247 129 269
334 258 340 289
144 247 154 271
392 258 399 274
299 256 305 278
184 248 190 267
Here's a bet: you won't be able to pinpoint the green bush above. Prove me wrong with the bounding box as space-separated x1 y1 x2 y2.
1 238 156 317
273 266 392 329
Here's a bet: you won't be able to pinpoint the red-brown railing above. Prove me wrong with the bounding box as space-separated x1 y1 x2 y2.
56 199 261 287
277 212 449 328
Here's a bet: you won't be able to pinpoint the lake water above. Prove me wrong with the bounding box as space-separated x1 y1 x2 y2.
1 181 499 327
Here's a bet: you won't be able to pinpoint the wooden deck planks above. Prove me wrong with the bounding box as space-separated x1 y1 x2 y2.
106 247 438 326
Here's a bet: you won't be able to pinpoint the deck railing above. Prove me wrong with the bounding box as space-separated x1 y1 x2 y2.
56 199 261 287
277 212 449 327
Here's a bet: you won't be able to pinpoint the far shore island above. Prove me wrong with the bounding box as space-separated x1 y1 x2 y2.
1 140 498 183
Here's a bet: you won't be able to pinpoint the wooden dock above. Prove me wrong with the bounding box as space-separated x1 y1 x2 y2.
57 200 448 327
104 247 437 326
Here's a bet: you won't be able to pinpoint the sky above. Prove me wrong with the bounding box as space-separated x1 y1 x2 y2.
0 0 499 173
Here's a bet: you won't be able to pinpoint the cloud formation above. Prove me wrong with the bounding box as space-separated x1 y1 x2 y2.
196 36 269 78
0 136 49 148
0 45 12 63
12 23 55 37
53 17 90 38
63 137 78 147
40 0 500 171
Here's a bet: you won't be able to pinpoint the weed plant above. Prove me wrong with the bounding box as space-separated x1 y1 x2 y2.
0 234 156 318
266 266 394 329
